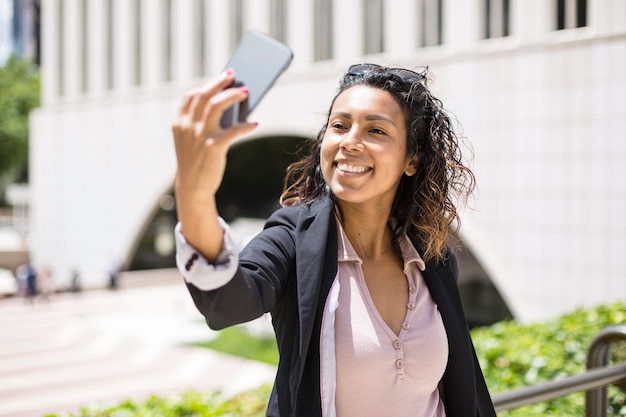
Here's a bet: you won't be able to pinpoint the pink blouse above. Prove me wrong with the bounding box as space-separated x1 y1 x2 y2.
321 219 448 417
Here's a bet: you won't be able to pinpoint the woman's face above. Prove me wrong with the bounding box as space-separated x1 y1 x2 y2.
320 85 416 211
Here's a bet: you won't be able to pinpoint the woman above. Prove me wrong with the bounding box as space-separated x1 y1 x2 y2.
172 64 496 417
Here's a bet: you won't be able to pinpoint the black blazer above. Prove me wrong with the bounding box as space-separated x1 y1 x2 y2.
186 196 496 417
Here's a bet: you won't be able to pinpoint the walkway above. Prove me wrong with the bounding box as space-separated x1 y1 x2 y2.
0 275 277 417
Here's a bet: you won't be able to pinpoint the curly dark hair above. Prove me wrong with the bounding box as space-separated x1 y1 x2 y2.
280 64 475 263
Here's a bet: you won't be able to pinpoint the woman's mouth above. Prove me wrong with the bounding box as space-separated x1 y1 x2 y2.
336 162 371 173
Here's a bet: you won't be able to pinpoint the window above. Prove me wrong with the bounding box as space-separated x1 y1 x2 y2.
556 0 587 30
164 0 172 82
314 0 333 61
57 0 65 96
230 0 244 52
193 0 205 78
133 0 141 86
80 0 87 93
364 0 383 54
270 0 287 43
421 0 443 47
484 0 510 38
105 0 113 89
33 0 41 66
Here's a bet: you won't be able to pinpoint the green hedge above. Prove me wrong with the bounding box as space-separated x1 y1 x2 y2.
47 386 273 417
48 302 625 417
471 301 626 416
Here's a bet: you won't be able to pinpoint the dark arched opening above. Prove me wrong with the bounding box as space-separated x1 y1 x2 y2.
456 245 513 328
215 136 309 222
127 135 309 271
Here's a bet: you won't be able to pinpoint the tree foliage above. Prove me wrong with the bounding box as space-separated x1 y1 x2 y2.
0 55 40 185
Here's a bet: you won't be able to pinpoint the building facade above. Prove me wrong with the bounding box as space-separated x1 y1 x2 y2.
30 0 626 323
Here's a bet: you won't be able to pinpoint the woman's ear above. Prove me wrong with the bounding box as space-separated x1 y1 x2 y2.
405 157 418 176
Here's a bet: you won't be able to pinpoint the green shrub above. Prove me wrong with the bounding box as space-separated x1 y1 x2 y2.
46 385 272 417
471 301 626 416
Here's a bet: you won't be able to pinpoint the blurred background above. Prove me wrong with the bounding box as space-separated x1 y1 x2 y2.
0 0 625 332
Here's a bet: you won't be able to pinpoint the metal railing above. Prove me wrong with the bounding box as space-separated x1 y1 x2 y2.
491 324 626 417
586 324 626 417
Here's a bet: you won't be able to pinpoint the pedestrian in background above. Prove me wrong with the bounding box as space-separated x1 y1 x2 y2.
37 265 53 303
16 261 37 304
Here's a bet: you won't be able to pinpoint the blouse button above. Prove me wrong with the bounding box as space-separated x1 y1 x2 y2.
395 359 403 369
407 302 415 310
393 340 401 349
409 285 417 293
185 252 200 271
402 321 410 330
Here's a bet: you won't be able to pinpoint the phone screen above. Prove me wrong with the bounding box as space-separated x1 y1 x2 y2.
220 30 294 128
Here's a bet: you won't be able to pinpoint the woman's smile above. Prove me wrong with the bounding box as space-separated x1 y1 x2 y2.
335 161 372 174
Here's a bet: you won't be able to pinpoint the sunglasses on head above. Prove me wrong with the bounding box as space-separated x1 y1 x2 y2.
347 63 427 84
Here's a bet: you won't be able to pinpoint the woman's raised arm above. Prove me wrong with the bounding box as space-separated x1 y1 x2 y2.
172 71 257 262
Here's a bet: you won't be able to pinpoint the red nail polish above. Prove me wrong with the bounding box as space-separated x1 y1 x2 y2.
240 87 249 94
223 69 233 77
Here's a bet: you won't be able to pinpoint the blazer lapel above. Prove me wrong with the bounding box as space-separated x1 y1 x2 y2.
289 198 337 391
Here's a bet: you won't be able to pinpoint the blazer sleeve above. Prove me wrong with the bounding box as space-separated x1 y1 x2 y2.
185 207 299 330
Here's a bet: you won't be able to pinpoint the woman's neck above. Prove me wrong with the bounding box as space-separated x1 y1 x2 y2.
335 203 394 260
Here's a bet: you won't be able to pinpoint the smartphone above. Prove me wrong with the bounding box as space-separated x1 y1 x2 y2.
220 30 294 128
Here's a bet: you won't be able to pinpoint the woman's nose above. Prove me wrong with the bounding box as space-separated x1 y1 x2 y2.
340 128 364 152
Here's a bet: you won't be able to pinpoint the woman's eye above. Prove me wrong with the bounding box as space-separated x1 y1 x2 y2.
331 122 347 130
370 128 387 135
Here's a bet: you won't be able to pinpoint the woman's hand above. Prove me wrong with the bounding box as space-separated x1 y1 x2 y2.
173 70 256 198
172 71 257 261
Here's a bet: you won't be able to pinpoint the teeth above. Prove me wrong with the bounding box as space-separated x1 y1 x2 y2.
337 163 369 173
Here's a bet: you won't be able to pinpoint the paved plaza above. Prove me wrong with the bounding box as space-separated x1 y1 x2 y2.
0 273 277 417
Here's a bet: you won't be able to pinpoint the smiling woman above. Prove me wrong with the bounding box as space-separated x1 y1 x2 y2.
171 64 496 417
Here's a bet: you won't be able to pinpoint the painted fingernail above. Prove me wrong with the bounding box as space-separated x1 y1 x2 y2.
222 69 233 78
239 87 249 94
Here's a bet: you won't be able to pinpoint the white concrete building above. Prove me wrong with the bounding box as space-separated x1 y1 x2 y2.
30 0 626 324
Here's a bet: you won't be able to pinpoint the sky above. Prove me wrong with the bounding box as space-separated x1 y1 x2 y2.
0 0 12 65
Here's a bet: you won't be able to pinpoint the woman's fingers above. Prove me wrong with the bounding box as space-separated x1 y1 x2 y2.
174 71 252 145
202 87 249 134
188 70 234 121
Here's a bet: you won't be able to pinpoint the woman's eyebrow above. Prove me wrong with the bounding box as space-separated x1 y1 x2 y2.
364 114 396 126
329 111 396 126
